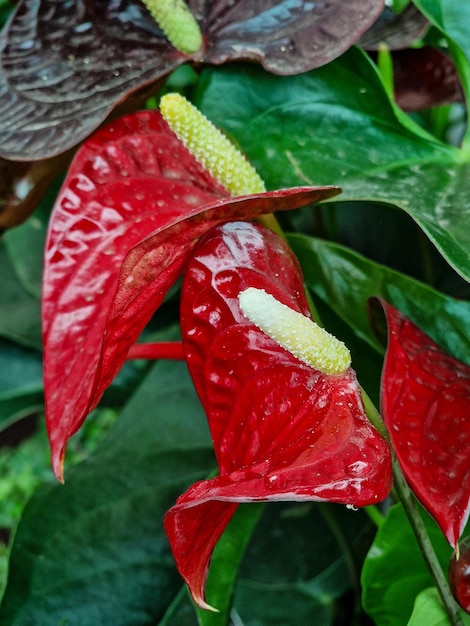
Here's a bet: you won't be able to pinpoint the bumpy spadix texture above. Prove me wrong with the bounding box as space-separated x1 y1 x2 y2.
160 93 266 196
142 0 202 54
239 287 351 375
165 222 393 610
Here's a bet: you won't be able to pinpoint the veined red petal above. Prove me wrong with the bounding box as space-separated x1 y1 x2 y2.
170 222 392 607
375 298 470 547
42 109 339 479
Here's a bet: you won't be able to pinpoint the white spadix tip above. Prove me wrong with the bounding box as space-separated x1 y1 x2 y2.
239 288 351 375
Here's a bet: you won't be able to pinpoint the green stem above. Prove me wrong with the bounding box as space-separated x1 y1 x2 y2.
362 398 464 626
362 396 464 625
392 456 464 626
363 505 385 529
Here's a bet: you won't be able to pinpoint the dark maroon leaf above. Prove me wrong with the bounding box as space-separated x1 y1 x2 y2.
449 536 470 614
392 47 463 111
0 0 185 160
0 0 384 160
165 222 393 609
197 0 385 74
42 107 339 479
359 4 429 50
371 298 470 548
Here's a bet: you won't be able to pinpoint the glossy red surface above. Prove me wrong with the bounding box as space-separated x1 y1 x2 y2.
165 223 393 608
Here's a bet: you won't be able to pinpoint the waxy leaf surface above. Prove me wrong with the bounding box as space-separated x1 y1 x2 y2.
196 49 470 282
373 299 470 547
42 108 338 479
166 221 393 609
0 0 384 160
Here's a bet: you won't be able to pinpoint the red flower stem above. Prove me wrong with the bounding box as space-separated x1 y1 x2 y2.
126 341 185 361
391 455 464 625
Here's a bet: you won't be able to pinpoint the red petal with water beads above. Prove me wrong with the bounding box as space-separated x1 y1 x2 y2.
42 108 339 479
374 298 470 548
165 222 393 609
449 536 470 614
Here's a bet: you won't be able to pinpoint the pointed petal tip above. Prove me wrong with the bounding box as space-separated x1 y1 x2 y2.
192 594 219 613
51 446 66 483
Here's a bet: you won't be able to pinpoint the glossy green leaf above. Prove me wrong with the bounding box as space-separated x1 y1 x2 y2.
195 504 265 626
408 588 470 626
0 360 215 625
287 234 470 364
196 48 470 281
361 504 453 626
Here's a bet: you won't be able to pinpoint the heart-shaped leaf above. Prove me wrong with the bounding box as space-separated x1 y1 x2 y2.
371 298 470 547
165 221 393 609
196 49 470 282
0 0 384 160
362 503 455 625
42 107 339 479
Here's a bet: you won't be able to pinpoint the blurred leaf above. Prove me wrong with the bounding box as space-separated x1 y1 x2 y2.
414 0 470 142
234 502 373 625
392 48 463 111
0 341 43 432
361 503 453 625
0 359 215 625
0 0 384 160
0 154 71 230
4 192 52 297
288 234 470 365
359 4 429 50
197 49 470 281
0 239 41 349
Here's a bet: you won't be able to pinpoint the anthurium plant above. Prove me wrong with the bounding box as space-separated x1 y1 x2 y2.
0 1 470 625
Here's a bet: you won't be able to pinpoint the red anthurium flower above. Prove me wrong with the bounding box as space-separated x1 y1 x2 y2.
374 298 470 548
42 107 339 480
165 222 393 610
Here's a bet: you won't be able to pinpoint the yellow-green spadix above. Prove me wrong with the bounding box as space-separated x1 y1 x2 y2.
142 0 202 54
160 93 266 196
239 288 351 375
